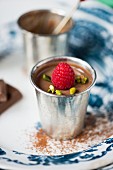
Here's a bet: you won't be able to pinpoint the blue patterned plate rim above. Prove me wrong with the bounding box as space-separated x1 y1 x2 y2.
0 136 113 168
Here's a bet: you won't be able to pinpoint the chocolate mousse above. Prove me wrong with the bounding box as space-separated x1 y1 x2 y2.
33 61 93 96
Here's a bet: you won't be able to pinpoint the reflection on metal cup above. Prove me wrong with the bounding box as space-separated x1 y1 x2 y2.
30 56 96 140
17 10 74 72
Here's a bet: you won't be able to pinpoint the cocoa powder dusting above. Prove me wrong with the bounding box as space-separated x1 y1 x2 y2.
34 129 47 148
28 115 113 155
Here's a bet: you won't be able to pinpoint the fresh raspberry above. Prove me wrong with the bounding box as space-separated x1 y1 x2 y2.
51 62 75 90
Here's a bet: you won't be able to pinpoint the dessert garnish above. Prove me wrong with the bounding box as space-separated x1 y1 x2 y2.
55 90 62 95
47 85 62 95
42 62 89 95
75 75 88 84
48 85 55 94
70 87 77 95
42 74 51 82
0 79 22 114
51 62 75 90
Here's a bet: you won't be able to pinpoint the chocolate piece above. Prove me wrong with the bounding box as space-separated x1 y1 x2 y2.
0 80 7 102
0 84 22 114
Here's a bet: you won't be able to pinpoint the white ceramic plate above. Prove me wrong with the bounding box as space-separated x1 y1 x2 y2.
1 1 113 170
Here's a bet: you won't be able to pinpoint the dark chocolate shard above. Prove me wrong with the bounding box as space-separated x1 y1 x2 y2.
0 84 22 114
0 80 7 102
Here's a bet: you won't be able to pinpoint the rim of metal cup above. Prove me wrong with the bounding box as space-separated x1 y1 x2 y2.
30 56 97 98
17 9 74 37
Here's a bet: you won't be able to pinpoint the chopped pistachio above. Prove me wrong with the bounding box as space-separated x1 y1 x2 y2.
81 77 88 84
47 88 51 93
84 77 88 82
42 74 51 82
81 80 85 84
55 90 62 95
70 87 76 95
76 75 88 84
75 76 81 83
49 85 55 94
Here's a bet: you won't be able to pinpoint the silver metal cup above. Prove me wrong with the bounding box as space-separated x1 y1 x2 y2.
30 56 96 140
17 9 74 72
